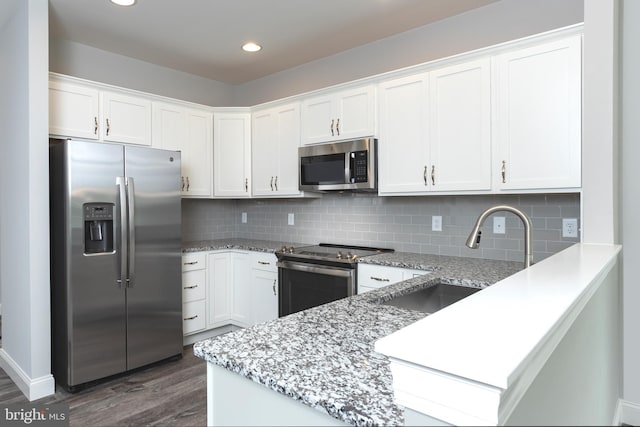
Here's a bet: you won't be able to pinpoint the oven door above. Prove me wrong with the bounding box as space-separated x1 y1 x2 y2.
277 260 355 317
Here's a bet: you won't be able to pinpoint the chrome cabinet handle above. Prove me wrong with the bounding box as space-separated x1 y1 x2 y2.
336 118 340 136
501 160 506 184
183 285 198 289
245 178 249 192
181 176 185 191
423 166 428 186
330 119 334 136
274 176 278 191
186 176 190 191
258 261 270 265
370 276 390 282
431 165 435 186
184 315 198 321
272 279 276 296
183 261 198 265
94 117 98 135
270 176 274 191
106 118 111 136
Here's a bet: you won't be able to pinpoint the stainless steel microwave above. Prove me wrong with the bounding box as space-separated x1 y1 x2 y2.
299 138 377 192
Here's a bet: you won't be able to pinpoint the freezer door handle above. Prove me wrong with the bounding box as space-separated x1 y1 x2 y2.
116 176 128 289
126 177 136 288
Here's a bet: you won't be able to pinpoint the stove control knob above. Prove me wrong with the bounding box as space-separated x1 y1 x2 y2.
337 251 343 259
347 252 355 260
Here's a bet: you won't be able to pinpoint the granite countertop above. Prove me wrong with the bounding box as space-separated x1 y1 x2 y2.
182 238 303 253
193 249 522 426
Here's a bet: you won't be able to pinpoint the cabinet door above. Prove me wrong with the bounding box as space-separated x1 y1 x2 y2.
184 108 213 197
429 58 491 191
494 35 582 190
252 269 278 325
213 113 252 197
336 85 376 141
273 103 302 196
301 95 335 145
377 73 430 195
208 252 232 327
231 252 252 327
251 108 278 196
49 81 100 140
102 91 152 146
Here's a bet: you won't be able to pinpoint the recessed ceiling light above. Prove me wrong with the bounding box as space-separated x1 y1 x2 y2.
242 42 262 53
111 0 136 6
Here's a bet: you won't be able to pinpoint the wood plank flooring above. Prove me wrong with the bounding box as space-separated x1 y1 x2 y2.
0 345 207 426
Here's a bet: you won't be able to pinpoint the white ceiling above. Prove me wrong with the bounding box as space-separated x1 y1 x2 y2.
48 0 498 85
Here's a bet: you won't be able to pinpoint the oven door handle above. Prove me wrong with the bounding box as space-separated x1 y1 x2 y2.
277 260 354 278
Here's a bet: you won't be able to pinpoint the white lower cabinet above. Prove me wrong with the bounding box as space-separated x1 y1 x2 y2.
182 252 207 335
357 264 428 294
250 252 278 325
184 250 279 337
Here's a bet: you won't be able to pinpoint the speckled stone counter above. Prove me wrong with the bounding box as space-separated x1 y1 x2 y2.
182 238 303 254
193 251 522 426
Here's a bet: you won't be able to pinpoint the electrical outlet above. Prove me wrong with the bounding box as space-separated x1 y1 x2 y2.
288 213 295 226
241 212 247 224
493 216 505 234
563 218 578 238
431 215 442 232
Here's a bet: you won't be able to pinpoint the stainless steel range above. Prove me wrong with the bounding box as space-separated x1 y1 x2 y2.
276 243 394 317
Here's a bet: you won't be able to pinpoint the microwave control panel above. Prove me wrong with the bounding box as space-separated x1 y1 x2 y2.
350 151 368 183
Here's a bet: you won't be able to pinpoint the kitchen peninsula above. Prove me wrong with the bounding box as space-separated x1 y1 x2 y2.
194 243 620 426
193 246 522 426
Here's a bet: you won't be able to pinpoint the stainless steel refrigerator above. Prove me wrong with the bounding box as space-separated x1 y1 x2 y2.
49 138 183 392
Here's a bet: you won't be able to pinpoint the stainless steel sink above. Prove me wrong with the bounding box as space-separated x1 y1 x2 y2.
381 284 481 314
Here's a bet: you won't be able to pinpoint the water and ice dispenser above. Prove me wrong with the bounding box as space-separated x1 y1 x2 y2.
83 203 114 254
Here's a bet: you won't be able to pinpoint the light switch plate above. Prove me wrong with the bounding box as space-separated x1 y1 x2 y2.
288 213 295 226
241 212 247 223
563 218 578 238
432 215 442 232
493 216 505 234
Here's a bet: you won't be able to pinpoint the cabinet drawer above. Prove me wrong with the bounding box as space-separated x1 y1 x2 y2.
251 252 277 272
182 269 206 302
182 252 206 272
358 264 405 289
183 300 206 335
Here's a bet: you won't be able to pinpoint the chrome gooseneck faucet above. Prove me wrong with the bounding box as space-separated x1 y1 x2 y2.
466 205 534 268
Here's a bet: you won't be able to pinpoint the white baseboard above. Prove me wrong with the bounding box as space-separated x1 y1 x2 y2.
0 348 55 401
619 399 640 426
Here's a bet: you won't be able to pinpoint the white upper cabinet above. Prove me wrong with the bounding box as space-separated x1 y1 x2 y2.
301 84 376 145
49 80 100 140
252 102 303 197
494 35 582 190
213 112 252 198
101 91 152 146
429 58 491 192
378 73 430 194
378 57 491 195
152 102 213 197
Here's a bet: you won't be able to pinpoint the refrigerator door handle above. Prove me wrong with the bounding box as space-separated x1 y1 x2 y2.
116 176 128 289
126 177 136 288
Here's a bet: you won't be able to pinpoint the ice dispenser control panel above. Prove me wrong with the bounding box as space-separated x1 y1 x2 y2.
83 203 114 254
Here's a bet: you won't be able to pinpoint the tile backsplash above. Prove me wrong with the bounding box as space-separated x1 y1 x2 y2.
182 193 580 263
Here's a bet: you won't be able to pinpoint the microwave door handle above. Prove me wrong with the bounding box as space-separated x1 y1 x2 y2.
347 152 354 184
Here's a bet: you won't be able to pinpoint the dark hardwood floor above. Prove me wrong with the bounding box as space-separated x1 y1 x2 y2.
0 345 207 426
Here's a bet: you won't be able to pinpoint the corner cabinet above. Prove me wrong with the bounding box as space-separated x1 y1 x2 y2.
153 102 213 197
494 35 582 191
301 84 376 145
213 112 252 198
378 57 491 195
251 102 303 197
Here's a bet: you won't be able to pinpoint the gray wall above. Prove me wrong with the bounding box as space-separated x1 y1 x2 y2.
234 0 584 106
621 0 640 410
183 193 580 264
